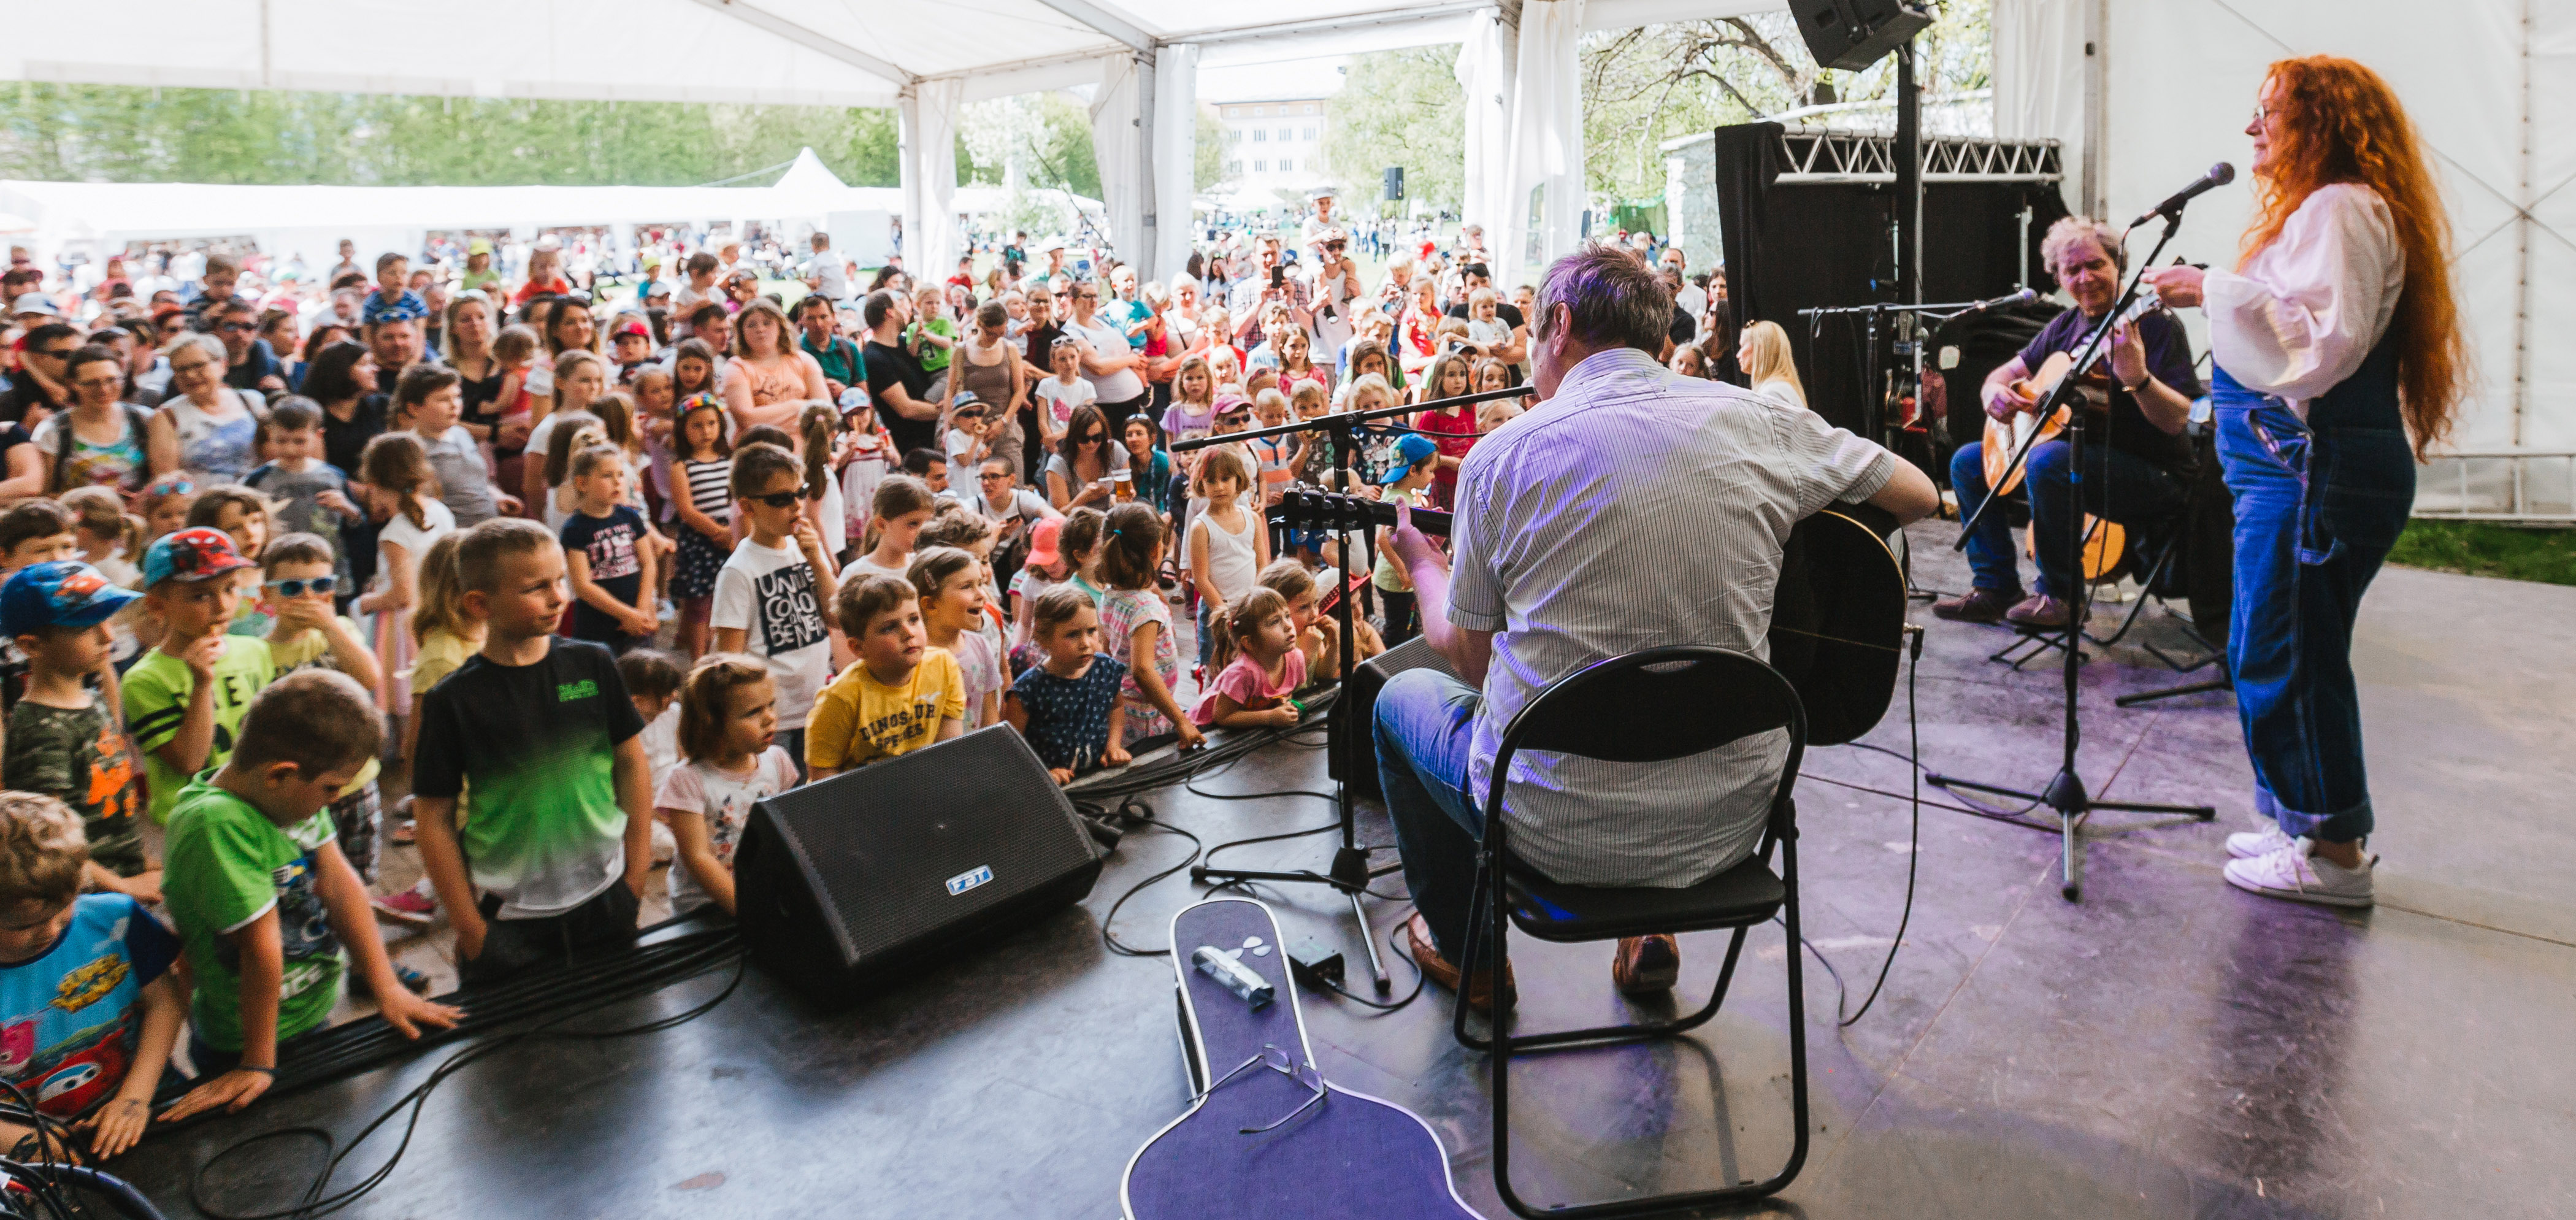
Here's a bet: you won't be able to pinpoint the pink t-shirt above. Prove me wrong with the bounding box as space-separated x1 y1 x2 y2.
1189 648 1309 726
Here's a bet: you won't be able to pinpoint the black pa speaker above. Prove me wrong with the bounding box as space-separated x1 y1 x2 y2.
1328 634 1458 802
1792 0 1932 72
1384 166 1406 202
734 726 1103 1005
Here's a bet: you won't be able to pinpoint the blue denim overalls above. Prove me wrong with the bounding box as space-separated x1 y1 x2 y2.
2212 332 2412 843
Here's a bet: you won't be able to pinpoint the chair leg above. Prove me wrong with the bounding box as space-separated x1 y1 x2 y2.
1488 840 1812 1218
1453 859 1496 1053
2085 544 2179 648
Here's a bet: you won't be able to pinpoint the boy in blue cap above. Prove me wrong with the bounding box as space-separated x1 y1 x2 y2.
1370 432 1440 646
0 561 155 900
124 528 275 828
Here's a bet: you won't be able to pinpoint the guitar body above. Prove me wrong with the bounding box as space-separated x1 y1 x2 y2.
1770 505 1908 746
1122 898 1485 1220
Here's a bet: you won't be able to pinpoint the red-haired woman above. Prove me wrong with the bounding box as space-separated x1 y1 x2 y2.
2145 57 2466 908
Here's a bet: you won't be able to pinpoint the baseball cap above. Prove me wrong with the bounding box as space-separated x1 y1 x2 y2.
0 561 141 638
613 318 651 340
1377 433 1439 485
10 293 61 318
469 238 494 255
1026 517 1065 569
142 527 256 588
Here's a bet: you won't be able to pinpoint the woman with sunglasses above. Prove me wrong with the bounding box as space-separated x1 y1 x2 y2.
1044 404 1130 514
147 332 261 484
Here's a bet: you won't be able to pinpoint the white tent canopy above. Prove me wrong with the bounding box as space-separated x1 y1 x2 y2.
1995 0 2575 515
2 0 1780 288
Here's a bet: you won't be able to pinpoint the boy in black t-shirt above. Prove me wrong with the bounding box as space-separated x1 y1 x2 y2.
558 445 658 653
410 519 653 986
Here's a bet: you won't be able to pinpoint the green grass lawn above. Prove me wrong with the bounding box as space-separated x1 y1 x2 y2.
2387 519 2576 586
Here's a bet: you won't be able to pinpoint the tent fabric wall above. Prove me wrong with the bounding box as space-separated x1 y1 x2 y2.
1090 54 1149 281
1455 7 1520 241
899 80 968 281
1152 44 1203 282
1500 0 1587 288
1998 0 2575 513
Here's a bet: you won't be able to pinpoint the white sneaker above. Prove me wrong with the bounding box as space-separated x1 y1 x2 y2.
2223 840 2376 908
2226 824 2294 859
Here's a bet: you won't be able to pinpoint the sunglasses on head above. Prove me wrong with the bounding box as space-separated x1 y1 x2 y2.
747 490 803 508
265 575 339 597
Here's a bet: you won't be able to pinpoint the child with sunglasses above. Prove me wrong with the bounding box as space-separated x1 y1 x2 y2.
255 532 400 896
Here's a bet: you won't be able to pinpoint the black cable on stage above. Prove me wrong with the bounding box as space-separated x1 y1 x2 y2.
187 945 745 1220
1091 795 1209 959
1314 917 1428 1013
1818 626 1925 1028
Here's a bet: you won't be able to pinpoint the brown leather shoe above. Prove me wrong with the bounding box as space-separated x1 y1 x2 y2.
1403 914 1514 1014
1613 934 1681 996
1931 586 2018 623
2005 593 2072 630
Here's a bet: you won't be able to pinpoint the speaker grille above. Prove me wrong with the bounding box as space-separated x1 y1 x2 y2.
750 726 1095 966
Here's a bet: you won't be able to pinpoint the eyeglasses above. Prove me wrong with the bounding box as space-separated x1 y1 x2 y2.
1198 1044 1328 1135
218 321 256 333
35 347 75 360
746 490 803 508
2251 103 2274 125
264 575 339 597
979 470 1011 481
71 377 121 392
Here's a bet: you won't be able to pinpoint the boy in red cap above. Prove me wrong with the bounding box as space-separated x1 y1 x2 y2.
124 528 274 826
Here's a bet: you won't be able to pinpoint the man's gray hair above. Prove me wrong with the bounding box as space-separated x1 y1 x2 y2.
2040 215 2126 277
1533 243 1673 353
161 331 225 365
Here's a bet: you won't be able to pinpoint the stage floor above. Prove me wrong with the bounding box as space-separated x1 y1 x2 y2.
125 521 2575 1219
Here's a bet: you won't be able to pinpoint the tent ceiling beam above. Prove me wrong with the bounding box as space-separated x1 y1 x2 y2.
1028 0 1156 53
684 0 916 86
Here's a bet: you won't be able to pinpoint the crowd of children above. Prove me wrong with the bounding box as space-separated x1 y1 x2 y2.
0 234 1530 1156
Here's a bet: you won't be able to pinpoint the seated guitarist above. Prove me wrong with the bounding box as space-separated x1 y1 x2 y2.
1378 246 1937 1013
1938 216 2202 629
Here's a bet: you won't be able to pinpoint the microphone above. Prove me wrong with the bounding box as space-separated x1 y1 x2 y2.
2131 162 2236 228
1965 287 2039 313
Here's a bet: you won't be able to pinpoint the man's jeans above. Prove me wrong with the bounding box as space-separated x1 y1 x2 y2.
1371 667 1494 971
1950 436 2185 600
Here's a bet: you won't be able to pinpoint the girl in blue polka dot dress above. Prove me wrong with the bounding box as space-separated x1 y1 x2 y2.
1004 586 1130 784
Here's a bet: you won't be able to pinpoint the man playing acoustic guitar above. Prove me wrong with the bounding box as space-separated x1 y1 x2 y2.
1938 215 2202 629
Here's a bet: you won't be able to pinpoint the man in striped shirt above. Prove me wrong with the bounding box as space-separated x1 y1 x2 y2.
1378 244 1938 1010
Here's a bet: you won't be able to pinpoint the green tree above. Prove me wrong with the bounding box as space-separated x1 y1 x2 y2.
0 84 903 188
1581 0 1991 204
1195 107 1227 193
1322 48 1465 217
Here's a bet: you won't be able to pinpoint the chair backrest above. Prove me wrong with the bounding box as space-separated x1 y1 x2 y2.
1484 645 1808 857
1495 645 1803 765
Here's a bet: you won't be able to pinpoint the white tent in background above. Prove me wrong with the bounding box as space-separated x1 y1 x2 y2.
1993 0 2575 518
0 0 1784 290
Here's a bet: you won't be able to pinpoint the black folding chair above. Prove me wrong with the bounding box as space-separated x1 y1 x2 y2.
1449 645 1810 1218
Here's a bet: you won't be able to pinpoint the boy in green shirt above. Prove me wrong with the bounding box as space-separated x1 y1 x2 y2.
123 528 275 826
159 670 460 1121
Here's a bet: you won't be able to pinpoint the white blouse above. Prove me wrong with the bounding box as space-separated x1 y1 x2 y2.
2202 182 2405 414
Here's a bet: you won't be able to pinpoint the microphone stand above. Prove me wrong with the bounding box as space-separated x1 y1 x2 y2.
1928 212 2215 902
1170 383 1528 988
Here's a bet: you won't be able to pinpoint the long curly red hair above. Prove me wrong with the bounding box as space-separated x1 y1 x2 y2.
2245 56 2466 459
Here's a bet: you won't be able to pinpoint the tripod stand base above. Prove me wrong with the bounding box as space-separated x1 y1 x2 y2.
1928 770 2217 902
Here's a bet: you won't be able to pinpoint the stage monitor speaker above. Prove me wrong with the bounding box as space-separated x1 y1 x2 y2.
1328 634 1457 802
1384 166 1406 201
734 726 1103 1005
1792 0 1932 72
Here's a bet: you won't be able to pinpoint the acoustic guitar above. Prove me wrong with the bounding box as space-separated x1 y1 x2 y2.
1981 289 2165 581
